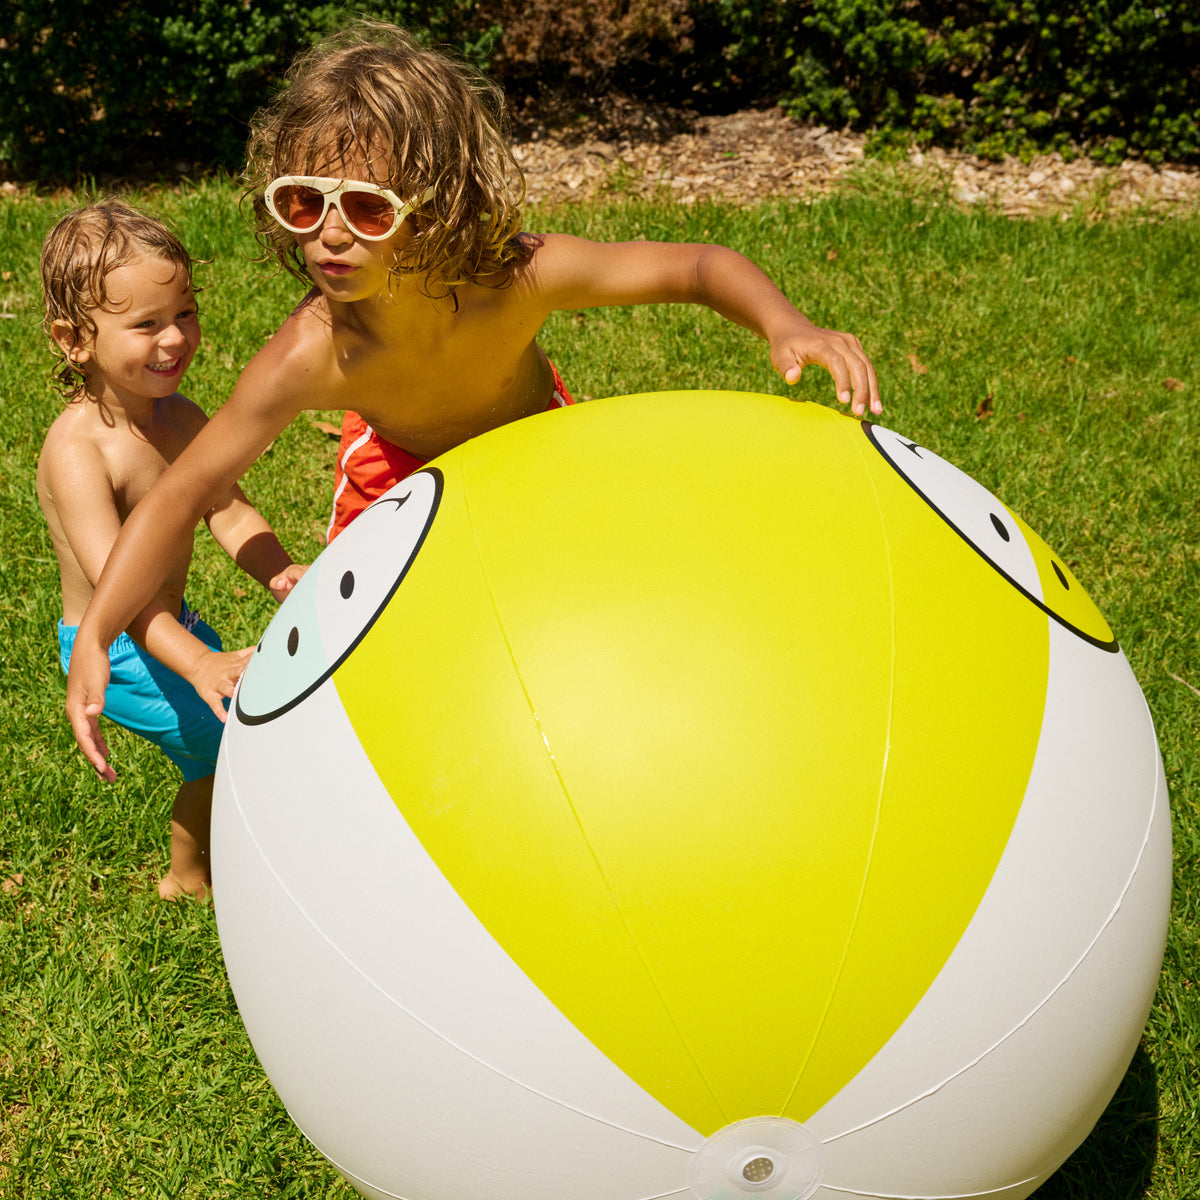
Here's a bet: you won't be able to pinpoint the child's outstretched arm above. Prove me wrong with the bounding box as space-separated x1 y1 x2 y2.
525 235 881 416
66 352 309 770
43 433 206 777
134 604 256 713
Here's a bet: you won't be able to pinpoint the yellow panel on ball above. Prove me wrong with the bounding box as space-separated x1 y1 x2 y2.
333 395 1043 1131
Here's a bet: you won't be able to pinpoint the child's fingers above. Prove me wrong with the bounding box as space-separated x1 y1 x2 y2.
191 647 255 723
843 358 882 417
65 649 116 779
778 330 882 417
70 707 115 781
820 336 881 418
213 648 255 720
91 725 117 782
269 563 308 601
850 342 882 416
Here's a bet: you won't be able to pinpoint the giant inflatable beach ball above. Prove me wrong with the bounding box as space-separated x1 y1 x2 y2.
213 391 1170 1200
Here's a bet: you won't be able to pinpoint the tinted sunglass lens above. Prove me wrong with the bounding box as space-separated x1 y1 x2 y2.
274 186 326 230
342 191 397 237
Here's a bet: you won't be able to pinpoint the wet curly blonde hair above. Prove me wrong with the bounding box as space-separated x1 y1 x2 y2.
40 199 197 401
245 21 531 294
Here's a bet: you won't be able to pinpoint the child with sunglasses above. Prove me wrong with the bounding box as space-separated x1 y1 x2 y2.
65 20 881 776
39 200 305 893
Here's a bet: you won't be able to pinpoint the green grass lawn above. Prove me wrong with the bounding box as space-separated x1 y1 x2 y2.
1 173 1196 1198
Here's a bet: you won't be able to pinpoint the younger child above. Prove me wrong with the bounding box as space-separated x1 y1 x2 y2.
38 200 304 897
65 21 880 774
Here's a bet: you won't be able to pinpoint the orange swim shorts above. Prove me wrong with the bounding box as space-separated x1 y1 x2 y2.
326 361 574 543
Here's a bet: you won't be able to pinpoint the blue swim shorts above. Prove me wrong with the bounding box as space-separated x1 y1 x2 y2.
59 604 226 782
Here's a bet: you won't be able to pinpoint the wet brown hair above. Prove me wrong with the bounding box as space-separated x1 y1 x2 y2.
245 21 531 294
40 199 196 401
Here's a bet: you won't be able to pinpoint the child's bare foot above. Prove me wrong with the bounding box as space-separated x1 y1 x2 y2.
158 868 212 901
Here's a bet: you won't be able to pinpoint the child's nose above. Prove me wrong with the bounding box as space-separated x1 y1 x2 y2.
160 322 189 350
320 204 354 243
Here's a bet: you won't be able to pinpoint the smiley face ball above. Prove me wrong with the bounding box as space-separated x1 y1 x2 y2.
213 391 1170 1200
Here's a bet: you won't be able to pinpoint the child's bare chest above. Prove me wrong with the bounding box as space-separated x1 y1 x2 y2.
326 305 548 459
108 423 195 520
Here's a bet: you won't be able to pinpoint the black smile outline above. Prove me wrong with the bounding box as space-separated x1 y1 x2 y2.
235 468 445 725
863 424 1118 653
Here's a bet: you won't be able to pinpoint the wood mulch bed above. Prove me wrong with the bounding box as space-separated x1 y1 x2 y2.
515 105 1200 216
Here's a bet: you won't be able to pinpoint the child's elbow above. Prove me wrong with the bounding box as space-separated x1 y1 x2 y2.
691 244 746 302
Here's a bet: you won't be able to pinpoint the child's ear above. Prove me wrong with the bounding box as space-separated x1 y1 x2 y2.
50 319 91 365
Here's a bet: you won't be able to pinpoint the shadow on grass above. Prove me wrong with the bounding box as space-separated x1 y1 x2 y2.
1033 1042 1159 1199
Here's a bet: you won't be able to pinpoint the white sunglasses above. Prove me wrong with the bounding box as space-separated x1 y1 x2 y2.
263 176 434 241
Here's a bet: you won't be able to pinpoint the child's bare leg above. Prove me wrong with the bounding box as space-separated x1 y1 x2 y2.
158 774 214 900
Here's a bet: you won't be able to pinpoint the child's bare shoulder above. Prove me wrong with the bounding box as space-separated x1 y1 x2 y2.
39 402 113 476
40 393 206 494
155 392 209 437
232 291 341 411
37 404 122 521
250 292 333 374
510 230 643 298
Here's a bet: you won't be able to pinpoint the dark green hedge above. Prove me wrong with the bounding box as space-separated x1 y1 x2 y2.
767 0 1200 164
0 1 492 181
1 0 1196 182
